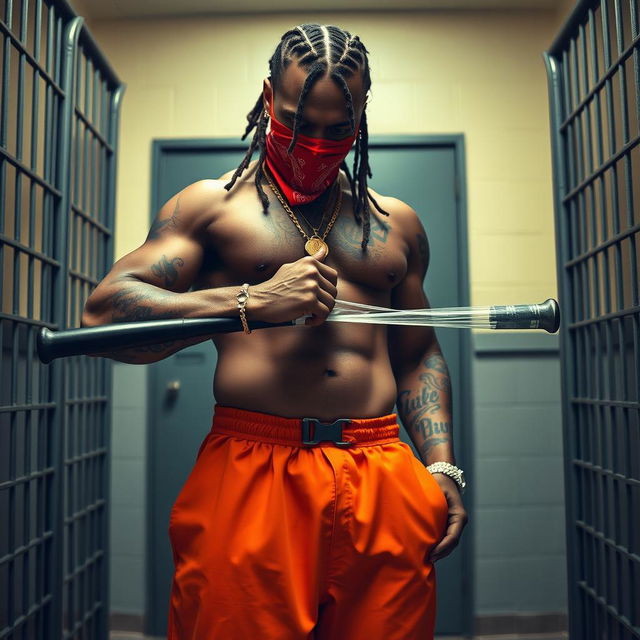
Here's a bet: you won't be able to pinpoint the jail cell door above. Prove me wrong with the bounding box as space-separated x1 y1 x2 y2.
147 136 472 638
0 3 124 639
544 1 640 639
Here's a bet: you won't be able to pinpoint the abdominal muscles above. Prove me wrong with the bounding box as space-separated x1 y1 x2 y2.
211 324 398 419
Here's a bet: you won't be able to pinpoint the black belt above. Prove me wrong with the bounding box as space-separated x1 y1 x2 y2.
301 417 354 448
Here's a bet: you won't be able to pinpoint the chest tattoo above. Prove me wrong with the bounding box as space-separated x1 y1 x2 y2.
330 211 391 259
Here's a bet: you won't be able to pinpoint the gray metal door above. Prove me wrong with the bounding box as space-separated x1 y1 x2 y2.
0 1 124 639
544 1 640 638
147 137 472 637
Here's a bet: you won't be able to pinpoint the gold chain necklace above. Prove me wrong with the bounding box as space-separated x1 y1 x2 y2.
263 166 343 256
295 193 333 238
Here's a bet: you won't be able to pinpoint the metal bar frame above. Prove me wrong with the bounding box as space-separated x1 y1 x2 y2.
0 1 124 638
544 0 640 638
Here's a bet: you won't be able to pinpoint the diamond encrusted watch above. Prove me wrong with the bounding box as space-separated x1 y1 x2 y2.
426 461 466 495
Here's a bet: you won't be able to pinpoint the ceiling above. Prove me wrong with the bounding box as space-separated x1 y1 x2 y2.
79 0 561 20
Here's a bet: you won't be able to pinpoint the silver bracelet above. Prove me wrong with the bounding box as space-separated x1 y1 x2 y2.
426 461 466 494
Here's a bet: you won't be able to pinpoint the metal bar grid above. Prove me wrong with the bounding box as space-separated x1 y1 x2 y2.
0 1 123 639
544 1 640 639
1 2 66 638
60 21 123 640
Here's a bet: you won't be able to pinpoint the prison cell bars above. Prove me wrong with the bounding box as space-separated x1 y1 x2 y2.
0 1 124 638
544 0 640 638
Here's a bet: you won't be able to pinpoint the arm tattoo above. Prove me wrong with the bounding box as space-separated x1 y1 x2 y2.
105 286 184 357
416 232 428 274
397 351 452 461
108 287 154 322
150 254 185 288
106 286 182 323
146 196 181 241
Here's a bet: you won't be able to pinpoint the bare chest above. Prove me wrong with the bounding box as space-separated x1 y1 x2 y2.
196 189 409 292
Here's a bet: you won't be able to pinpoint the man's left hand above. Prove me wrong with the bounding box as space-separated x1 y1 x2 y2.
428 473 468 563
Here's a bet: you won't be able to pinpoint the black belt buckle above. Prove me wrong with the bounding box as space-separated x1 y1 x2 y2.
301 417 354 448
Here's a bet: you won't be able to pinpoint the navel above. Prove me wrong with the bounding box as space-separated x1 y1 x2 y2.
387 271 397 281
324 369 338 377
256 263 268 271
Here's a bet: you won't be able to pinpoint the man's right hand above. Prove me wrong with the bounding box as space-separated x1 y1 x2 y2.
249 244 338 327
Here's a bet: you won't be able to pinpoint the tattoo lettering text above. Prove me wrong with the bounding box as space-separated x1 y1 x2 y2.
398 351 452 461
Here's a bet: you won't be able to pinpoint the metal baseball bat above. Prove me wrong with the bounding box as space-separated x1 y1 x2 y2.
36 297 560 364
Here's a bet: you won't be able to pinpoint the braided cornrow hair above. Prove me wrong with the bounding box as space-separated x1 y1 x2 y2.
223 23 389 251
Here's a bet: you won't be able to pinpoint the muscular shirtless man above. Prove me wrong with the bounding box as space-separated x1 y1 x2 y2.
83 23 468 640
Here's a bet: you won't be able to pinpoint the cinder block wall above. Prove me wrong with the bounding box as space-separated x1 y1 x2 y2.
66 0 579 628
93 9 561 308
472 334 565 632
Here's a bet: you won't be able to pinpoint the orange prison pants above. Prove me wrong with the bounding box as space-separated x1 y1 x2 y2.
167 404 449 640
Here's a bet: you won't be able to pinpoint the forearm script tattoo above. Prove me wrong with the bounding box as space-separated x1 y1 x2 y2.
397 351 452 461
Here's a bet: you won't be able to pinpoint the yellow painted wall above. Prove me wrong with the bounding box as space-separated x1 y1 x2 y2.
80 9 573 317
67 0 95 29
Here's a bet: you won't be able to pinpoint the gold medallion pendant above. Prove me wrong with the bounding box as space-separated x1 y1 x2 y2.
262 164 341 259
305 237 329 256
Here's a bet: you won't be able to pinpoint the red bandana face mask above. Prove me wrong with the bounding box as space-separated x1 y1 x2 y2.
265 102 358 205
